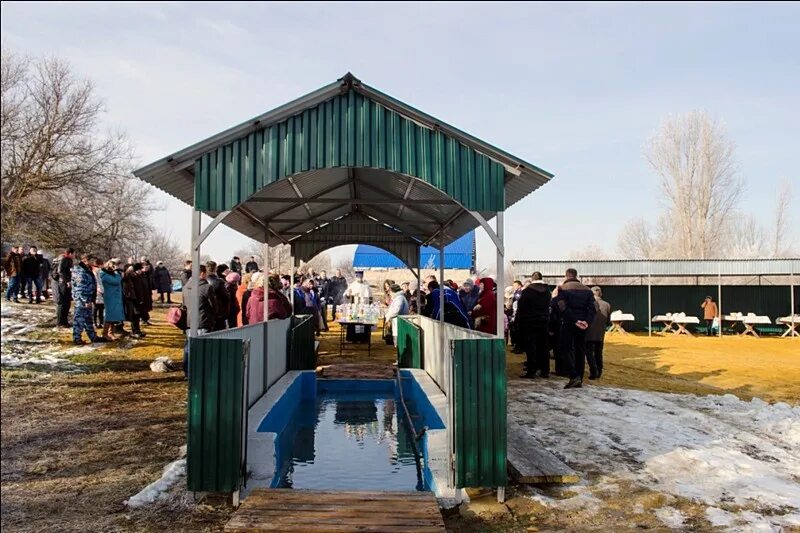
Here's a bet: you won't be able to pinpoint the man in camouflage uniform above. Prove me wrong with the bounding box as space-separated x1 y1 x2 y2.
71 253 106 345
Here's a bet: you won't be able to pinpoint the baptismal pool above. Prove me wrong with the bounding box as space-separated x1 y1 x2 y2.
256 376 444 492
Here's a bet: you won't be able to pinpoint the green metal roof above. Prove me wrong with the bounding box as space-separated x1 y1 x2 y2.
133 73 554 248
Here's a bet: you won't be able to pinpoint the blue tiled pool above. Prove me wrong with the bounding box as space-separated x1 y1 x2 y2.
257 375 444 492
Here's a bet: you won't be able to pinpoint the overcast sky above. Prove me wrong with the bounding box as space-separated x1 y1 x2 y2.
3 2 798 269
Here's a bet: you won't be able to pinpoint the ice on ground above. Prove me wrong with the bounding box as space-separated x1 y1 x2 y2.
509 380 800 531
1 302 87 371
124 458 186 508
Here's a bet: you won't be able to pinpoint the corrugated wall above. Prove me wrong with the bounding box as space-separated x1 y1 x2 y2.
187 337 244 493
287 315 316 370
193 90 505 213
453 338 507 489
601 285 799 331
396 317 422 368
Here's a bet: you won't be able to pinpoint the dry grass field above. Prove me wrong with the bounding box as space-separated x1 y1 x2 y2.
2 302 797 532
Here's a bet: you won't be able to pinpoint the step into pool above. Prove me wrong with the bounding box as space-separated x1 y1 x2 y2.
256 375 444 492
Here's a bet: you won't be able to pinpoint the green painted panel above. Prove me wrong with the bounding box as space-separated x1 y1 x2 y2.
598 285 798 332
193 89 506 212
396 318 421 368
288 315 316 370
187 337 244 493
454 338 507 488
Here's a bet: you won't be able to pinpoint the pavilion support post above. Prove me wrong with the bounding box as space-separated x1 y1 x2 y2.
416 267 422 315
439 246 445 329
189 209 201 338
495 212 505 340
791 266 796 336
263 233 270 324
718 263 722 338
290 248 295 316
647 264 653 337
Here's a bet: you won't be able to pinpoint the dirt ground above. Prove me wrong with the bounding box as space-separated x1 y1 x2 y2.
2 303 798 532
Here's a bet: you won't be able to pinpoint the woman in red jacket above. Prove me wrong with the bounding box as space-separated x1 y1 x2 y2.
471 277 498 335
246 274 293 323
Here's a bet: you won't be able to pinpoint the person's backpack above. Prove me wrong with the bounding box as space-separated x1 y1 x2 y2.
50 257 62 282
167 305 188 331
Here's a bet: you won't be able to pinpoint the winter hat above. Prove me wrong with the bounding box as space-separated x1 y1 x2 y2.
250 272 263 287
226 272 241 284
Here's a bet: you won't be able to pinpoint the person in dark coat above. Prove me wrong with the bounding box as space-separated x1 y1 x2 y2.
21 246 42 304
4 246 23 303
244 256 259 274
585 286 611 379
230 256 243 275
153 261 173 303
37 252 51 299
458 279 480 324
123 263 149 338
422 280 471 329
516 272 552 378
554 268 597 389
52 248 75 327
206 261 229 331
180 260 192 288
327 269 348 318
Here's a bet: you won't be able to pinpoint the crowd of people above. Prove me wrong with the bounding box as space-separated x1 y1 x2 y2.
5 244 610 386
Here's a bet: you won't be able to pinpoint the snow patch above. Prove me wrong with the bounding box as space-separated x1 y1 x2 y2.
654 506 685 528
124 458 186 508
705 507 736 527
509 380 800 530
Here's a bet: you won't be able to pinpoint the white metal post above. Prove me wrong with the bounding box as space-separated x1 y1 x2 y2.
416 267 422 314
718 263 722 338
791 266 796 336
496 212 504 339
439 246 445 328
263 233 270 324
190 209 201 338
647 263 653 337
290 249 295 316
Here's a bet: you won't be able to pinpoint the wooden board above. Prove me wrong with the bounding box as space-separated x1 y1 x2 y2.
507 423 579 484
225 489 445 532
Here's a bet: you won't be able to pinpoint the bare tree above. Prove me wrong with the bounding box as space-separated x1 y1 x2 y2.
771 179 794 258
568 244 612 261
142 231 187 276
617 218 659 259
1 51 134 237
643 111 743 259
727 214 766 259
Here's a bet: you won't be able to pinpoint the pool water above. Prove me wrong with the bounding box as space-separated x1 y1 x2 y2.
259 378 441 492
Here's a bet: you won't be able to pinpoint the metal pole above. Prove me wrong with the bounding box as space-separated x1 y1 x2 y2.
791 265 796 337
290 248 295 316
190 209 201 338
647 263 653 337
416 267 422 315
496 212 505 339
718 262 722 338
439 246 445 327
262 234 269 322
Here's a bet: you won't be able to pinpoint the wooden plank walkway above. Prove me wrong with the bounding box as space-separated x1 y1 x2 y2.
507 423 579 484
224 489 445 532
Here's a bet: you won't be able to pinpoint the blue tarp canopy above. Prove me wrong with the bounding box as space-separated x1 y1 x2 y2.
353 231 475 270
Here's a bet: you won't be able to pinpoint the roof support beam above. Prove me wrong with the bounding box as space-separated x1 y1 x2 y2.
194 210 232 250
251 176 353 219
353 178 449 223
246 198 454 205
278 203 350 235
466 211 504 256
237 204 289 245
287 176 315 218
397 179 414 217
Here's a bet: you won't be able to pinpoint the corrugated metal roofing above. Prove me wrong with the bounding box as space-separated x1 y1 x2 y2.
353 231 475 270
133 73 553 248
511 259 800 277
293 212 421 269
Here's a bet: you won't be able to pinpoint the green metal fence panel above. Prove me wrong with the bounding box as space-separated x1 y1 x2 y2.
288 315 316 370
396 317 422 368
187 337 244 493
453 338 507 488
193 91 506 213
598 285 798 331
